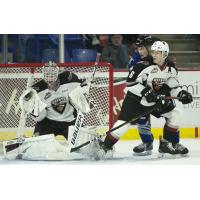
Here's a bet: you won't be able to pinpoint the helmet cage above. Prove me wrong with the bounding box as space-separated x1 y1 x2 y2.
43 61 59 84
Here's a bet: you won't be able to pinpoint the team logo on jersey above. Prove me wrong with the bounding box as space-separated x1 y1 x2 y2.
150 68 158 73
51 97 67 113
129 66 134 71
152 78 166 91
44 92 52 100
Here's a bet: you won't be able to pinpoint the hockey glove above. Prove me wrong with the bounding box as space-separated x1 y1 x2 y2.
178 90 193 104
141 86 158 103
24 90 34 101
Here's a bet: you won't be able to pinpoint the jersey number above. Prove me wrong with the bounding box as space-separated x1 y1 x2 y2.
129 71 135 79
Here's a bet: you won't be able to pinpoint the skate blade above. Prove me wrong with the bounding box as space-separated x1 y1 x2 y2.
133 150 152 156
158 152 178 159
180 153 189 158
105 150 114 160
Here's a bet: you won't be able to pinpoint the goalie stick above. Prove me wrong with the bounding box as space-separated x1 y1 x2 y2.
67 53 101 153
70 102 161 152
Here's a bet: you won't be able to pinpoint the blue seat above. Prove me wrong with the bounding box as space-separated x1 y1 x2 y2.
65 50 71 62
48 34 84 45
71 49 97 62
42 49 71 62
42 48 58 62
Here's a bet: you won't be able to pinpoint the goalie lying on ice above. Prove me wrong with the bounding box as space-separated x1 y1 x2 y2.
3 127 103 161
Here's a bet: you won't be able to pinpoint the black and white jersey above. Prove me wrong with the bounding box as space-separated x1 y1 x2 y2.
32 71 84 122
126 56 153 97
125 59 182 114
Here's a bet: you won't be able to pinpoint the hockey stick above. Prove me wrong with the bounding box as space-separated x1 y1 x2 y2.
67 53 101 153
71 102 160 152
126 92 199 101
164 96 200 100
72 94 199 152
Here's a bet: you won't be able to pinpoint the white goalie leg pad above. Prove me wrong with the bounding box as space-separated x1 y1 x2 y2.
69 85 91 114
68 126 100 159
69 126 97 147
3 134 69 160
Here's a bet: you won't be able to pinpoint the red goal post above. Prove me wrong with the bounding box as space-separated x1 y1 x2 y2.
0 62 113 141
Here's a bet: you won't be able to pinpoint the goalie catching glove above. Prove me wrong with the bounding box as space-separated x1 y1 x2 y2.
19 88 47 116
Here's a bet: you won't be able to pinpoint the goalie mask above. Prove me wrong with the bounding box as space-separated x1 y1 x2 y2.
43 61 59 84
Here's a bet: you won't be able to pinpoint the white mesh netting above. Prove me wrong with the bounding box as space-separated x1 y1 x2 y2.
0 63 113 141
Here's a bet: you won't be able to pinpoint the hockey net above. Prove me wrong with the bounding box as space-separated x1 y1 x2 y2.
0 62 113 141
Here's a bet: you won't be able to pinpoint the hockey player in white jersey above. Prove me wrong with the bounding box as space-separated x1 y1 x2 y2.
96 41 193 160
129 35 188 156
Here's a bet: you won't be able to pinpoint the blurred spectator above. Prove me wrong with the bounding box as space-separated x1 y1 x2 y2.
84 34 99 49
84 34 109 53
100 34 129 69
99 34 109 47
122 34 139 57
122 34 139 44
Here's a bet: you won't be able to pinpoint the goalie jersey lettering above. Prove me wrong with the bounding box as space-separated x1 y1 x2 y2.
32 71 84 122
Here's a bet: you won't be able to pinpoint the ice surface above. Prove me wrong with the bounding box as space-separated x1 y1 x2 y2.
0 139 200 165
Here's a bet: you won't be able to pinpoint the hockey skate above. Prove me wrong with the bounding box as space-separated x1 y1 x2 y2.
94 138 114 161
133 142 153 156
158 137 179 158
173 143 189 156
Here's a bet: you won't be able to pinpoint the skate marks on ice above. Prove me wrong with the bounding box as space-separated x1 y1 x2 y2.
98 150 190 164
0 152 189 165
110 139 200 165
